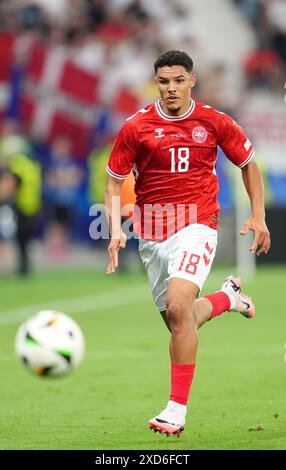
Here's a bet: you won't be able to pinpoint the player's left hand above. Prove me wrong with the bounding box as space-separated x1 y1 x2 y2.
240 217 271 256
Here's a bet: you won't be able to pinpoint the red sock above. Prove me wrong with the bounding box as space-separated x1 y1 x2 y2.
204 291 231 319
170 363 196 406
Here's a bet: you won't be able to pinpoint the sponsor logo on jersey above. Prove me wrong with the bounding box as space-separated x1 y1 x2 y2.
154 128 165 138
192 126 208 144
170 133 187 138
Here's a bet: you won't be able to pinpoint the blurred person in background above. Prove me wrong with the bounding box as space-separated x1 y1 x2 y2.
233 0 261 26
262 0 286 64
43 135 83 261
0 126 41 276
0 167 19 274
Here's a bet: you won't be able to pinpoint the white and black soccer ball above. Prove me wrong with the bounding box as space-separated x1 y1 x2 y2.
15 310 85 377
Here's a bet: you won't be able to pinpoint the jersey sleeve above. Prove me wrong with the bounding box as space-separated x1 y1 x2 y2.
217 113 255 168
106 121 137 180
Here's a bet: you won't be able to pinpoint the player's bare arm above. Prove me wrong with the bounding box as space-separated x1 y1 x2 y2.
240 160 271 256
105 174 126 275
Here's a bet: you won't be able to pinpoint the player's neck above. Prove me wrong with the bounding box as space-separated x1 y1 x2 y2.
159 99 192 117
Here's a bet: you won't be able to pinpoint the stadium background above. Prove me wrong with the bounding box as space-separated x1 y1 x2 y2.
0 0 286 451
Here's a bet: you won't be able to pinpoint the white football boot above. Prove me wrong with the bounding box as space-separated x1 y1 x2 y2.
221 275 255 318
148 401 186 436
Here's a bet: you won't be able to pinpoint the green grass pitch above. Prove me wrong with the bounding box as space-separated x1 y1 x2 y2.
0 265 285 450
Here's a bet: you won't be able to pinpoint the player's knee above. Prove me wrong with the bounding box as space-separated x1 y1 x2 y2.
166 300 196 333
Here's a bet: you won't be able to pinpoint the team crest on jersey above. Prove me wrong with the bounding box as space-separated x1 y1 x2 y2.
154 128 165 138
192 126 208 144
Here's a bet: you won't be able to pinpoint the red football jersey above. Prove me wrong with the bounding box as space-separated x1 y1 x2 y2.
107 100 255 240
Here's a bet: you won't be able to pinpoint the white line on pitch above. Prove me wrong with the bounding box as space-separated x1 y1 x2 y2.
0 283 150 326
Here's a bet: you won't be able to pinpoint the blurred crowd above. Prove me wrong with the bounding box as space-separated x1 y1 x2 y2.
0 0 285 275
0 0 198 99
1 0 285 96
235 0 286 59
234 0 286 92
1 0 285 115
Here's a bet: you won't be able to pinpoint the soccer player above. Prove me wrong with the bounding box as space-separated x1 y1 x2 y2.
105 50 271 436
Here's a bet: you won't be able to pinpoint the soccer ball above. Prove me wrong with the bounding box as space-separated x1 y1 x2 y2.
15 310 85 377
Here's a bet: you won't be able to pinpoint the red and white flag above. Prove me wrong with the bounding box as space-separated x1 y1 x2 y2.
20 41 100 157
0 32 15 118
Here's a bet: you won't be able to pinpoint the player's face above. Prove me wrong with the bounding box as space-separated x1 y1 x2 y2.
154 65 196 115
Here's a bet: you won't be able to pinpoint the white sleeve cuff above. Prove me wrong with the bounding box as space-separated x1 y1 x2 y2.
238 149 255 168
106 165 129 180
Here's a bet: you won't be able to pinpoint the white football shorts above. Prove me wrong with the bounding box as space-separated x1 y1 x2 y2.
138 223 217 311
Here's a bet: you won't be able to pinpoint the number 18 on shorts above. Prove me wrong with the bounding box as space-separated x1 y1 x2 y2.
139 224 218 311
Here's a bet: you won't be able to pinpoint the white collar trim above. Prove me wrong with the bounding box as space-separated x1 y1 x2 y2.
155 99 195 121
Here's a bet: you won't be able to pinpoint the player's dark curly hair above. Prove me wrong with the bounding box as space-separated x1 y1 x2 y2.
154 50 194 74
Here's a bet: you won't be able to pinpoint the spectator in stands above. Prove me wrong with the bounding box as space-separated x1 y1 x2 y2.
243 48 284 93
43 135 83 261
233 0 261 26
262 0 286 64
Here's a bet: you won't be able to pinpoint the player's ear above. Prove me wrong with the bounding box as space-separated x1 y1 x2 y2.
190 73 196 88
154 75 161 92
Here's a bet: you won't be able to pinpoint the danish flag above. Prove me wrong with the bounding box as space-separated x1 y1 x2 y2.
20 41 100 157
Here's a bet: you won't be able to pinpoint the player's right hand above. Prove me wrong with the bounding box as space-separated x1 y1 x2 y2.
107 231 127 274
